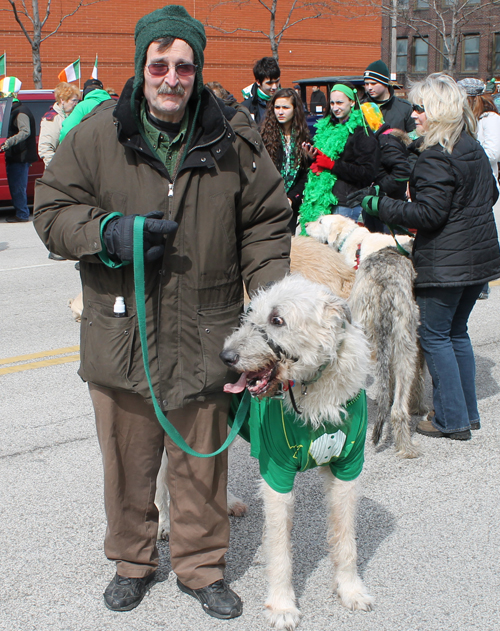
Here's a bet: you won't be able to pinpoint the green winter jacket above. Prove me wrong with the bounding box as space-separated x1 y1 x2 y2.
59 89 112 142
34 79 291 410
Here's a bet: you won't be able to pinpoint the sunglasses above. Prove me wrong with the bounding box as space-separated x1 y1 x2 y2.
412 104 425 114
147 63 197 78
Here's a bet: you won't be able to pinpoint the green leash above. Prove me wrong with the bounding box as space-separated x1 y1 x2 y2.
132 215 250 457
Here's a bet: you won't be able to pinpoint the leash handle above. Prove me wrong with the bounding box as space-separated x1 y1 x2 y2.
133 215 249 457
386 224 411 258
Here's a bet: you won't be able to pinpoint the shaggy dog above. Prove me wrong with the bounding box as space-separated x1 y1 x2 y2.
220 275 373 630
154 236 356 538
306 214 424 458
306 213 413 269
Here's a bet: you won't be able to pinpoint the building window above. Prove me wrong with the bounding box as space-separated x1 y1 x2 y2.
397 38 408 72
494 33 500 73
463 35 480 72
414 37 429 73
416 0 429 8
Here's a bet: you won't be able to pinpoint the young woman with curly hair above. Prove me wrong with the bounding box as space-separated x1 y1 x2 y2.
261 87 310 233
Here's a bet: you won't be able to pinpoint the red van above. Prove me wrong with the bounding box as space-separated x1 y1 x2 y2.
0 89 54 204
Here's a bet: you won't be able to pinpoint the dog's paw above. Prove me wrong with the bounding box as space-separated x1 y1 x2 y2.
265 605 301 630
396 441 422 459
227 491 248 517
337 578 374 612
157 517 170 541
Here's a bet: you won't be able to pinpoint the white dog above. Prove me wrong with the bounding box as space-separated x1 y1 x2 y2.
220 275 373 630
306 213 413 269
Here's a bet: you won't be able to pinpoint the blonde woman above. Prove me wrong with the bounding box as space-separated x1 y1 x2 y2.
38 82 80 167
349 73 500 440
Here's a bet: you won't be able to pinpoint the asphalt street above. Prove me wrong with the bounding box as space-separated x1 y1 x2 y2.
1 216 499 631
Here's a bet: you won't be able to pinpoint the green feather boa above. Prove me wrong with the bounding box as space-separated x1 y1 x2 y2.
299 109 365 234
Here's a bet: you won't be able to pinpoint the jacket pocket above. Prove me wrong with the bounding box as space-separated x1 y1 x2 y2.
79 300 136 391
197 301 243 393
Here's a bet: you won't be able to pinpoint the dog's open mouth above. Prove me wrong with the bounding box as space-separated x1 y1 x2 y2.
224 364 279 397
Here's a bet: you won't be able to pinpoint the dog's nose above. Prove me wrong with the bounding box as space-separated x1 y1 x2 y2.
219 349 239 366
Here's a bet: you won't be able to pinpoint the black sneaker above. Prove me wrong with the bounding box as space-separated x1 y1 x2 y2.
177 578 243 619
48 252 66 261
6 215 30 223
103 572 155 612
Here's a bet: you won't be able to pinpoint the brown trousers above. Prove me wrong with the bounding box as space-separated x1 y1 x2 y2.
89 383 231 589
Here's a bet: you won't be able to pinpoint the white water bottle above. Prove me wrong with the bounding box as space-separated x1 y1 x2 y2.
113 296 126 318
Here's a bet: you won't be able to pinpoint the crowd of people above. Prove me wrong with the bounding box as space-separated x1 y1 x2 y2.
2 2 500 621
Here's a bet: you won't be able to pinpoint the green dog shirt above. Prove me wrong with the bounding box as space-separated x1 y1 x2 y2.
231 390 367 494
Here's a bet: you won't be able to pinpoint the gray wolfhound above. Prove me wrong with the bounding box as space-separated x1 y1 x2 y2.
220 274 374 630
306 214 425 458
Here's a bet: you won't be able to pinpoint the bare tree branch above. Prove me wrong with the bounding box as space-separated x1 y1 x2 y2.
3 0 110 88
205 0 373 60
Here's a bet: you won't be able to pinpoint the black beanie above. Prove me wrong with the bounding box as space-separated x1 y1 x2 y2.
364 60 390 87
134 5 206 96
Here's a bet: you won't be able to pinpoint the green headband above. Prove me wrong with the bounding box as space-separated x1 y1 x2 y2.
331 84 356 101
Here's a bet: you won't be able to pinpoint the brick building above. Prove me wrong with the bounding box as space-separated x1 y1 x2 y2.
0 0 380 101
380 1 500 88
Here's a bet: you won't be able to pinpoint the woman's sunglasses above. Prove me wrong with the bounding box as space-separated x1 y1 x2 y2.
412 104 425 114
147 63 197 78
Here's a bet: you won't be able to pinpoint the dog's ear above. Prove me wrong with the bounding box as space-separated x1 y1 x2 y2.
322 291 352 326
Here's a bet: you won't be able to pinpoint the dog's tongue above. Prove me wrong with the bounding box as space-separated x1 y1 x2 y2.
223 372 247 394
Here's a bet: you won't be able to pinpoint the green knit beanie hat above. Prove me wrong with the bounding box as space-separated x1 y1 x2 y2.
364 60 390 87
134 5 206 95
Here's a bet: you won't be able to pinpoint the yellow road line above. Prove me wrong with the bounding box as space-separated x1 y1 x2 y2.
490 279 500 286
0 346 80 366
0 354 80 376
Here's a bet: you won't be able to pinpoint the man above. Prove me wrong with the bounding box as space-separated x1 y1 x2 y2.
34 4 290 620
241 56 280 124
0 77 37 223
59 78 111 142
309 85 326 115
363 60 415 133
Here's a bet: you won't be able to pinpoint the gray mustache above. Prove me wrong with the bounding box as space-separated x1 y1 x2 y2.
157 84 185 96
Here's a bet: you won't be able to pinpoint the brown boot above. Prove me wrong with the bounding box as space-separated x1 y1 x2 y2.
416 418 471 441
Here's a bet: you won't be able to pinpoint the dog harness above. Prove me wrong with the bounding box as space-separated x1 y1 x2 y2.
230 390 367 494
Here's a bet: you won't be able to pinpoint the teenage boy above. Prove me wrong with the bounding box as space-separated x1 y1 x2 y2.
241 56 280 124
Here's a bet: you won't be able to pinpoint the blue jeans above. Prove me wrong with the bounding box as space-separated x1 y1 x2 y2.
416 285 482 433
335 205 362 222
6 162 30 220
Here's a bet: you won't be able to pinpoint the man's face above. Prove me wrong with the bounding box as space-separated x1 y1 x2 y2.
143 39 195 123
258 77 280 97
364 79 389 101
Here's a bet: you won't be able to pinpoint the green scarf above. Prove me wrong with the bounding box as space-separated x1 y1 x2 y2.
299 108 365 234
257 87 271 101
280 130 300 193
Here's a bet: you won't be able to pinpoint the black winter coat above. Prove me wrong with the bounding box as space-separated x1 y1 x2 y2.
378 131 500 287
363 87 415 133
241 83 268 125
331 125 380 206
375 124 411 200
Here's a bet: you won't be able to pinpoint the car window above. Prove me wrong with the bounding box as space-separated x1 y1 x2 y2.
0 98 12 138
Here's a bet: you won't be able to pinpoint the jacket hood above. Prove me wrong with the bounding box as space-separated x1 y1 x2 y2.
113 77 245 176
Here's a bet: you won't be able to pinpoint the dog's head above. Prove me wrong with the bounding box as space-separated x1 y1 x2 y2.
220 274 353 398
306 214 357 250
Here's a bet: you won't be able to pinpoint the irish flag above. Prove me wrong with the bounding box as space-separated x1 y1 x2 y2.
91 55 98 80
58 58 81 83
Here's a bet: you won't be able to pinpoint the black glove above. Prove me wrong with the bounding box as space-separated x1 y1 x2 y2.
103 211 178 264
345 186 382 209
